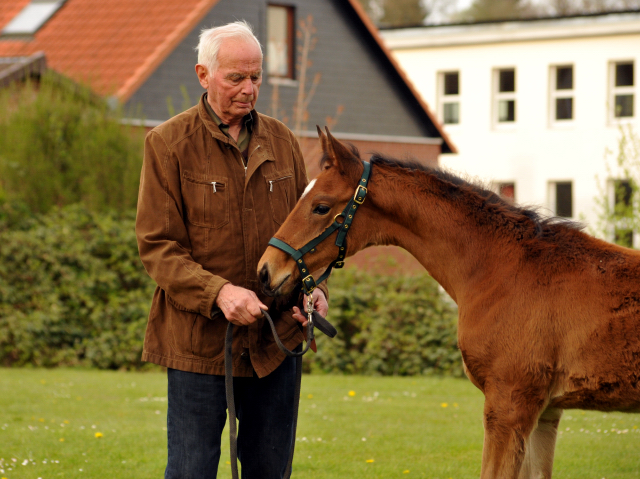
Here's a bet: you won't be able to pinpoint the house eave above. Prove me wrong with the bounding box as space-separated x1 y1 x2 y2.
381 11 640 50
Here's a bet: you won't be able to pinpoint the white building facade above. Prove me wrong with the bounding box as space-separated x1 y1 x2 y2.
381 11 640 242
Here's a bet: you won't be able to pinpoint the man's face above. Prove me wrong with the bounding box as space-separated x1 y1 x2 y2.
197 38 263 126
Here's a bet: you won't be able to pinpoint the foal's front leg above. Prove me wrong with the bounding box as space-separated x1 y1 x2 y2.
480 387 545 479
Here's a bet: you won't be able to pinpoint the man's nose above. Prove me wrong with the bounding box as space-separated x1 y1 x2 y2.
240 78 254 95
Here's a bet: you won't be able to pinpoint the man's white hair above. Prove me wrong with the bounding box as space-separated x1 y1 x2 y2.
196 21 263 74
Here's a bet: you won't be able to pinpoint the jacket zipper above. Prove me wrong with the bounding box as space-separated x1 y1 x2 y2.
210 181 224 193
246 145 261 177
269 175 292 192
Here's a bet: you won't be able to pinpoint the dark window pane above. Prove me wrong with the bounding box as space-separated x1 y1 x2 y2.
556 66 573 90
444 72 459 95
443 102 459 124
616 63 634 87
555 98 573 120
555 182 572 217
499 183 515 201
499 69 515 92
615 95 634 118
498 100 515 122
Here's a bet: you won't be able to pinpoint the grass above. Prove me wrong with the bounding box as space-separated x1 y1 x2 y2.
0 369 639 478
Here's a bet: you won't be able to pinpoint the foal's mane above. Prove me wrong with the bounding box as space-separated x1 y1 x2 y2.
320 146 584 245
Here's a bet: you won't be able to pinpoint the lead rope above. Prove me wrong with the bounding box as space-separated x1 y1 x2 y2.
225 294 335 479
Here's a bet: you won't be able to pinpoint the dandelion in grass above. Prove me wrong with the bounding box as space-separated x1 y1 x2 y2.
366 459 374 463
307 394 313 399
95 432 103 438
59 438 65 442
348 390 356 397
441 402 448 408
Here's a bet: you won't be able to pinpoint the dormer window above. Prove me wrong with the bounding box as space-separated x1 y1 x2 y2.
2 1 65 36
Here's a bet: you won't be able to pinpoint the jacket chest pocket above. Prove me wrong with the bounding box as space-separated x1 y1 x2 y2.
182 171 229 229
264 169 294 225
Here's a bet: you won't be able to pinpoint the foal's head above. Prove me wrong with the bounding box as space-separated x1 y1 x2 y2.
258 127 368 296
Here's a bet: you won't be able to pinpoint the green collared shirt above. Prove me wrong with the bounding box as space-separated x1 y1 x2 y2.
203 94 253 153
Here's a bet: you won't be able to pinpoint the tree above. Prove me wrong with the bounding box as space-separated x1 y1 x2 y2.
593 125 640 247
454 0 537 22
545 0 640 15
356 0 430 27
378 0 429 27
0 74 144 215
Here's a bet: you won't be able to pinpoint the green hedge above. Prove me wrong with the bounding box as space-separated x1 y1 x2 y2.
311 268 462 376
0 205 154 369
0 205 462 375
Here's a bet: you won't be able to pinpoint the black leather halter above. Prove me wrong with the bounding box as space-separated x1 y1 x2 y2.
267 161 371 295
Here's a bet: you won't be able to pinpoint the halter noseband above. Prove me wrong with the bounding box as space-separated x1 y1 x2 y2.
268 161 371 295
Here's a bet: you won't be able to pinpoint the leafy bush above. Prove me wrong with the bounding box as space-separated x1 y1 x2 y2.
0 206 461 374
0 205 154 368
310 268 463 376
0 73 144 214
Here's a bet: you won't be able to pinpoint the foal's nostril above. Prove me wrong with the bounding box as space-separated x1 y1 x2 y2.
258 264 270 287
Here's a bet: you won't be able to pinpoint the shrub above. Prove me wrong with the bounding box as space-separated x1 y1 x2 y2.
0 73 144 215
0 206 461 374
310 268 463 376
0 205 154 368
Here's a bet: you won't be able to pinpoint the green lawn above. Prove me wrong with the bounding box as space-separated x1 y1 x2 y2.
0 369 638 478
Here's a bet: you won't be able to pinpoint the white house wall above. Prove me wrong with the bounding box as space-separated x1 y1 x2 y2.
382 16 640 233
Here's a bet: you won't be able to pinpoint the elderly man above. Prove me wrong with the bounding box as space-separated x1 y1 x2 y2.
136 21 328 479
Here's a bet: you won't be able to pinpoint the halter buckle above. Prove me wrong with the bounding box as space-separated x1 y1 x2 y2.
301 274 317 293
353 185 368 205
335 261 345 268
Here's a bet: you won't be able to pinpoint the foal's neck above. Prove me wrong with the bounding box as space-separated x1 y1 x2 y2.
367 164 514 303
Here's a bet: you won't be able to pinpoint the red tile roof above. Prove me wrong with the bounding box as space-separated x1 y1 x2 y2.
0 0 218 99
0 0 454 152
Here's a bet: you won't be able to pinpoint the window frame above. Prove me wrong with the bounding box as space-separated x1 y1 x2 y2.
266 4 296 81
1 0 65 36
609 60 635 123
549 64 575 126
493 67 517 127
437 70 460 126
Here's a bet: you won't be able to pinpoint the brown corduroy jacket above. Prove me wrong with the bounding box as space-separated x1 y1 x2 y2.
136 94 325 378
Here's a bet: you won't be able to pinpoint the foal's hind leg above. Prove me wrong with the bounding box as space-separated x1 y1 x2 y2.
518 408 562 479
480 388 545 479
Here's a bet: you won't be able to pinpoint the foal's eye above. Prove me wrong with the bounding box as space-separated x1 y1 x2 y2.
313 204 331 215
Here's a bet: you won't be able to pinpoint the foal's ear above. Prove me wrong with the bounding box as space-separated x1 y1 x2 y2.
316 125 329 158
322 127 361 178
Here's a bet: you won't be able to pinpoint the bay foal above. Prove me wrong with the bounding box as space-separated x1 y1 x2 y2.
258 129 640 478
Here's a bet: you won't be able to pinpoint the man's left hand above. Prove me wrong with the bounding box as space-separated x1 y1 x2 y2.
291 289 328 327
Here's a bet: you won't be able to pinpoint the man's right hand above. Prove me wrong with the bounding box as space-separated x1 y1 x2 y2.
216 283 268 326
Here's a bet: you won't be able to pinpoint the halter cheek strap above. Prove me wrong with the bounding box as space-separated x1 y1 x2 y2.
268 161 371 295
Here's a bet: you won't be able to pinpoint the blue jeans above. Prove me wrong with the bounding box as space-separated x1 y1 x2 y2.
165 357 298 479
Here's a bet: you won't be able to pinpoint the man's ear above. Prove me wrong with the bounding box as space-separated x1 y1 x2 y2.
195 64 209 89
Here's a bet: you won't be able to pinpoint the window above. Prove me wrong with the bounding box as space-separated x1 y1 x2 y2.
550 65 574 122
611 179 634 247
548 181 573 218
610 61 634 120
267 5 295 79
1 1 65 36
438 71 460 125
494 68 516 124
495 182 516 203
